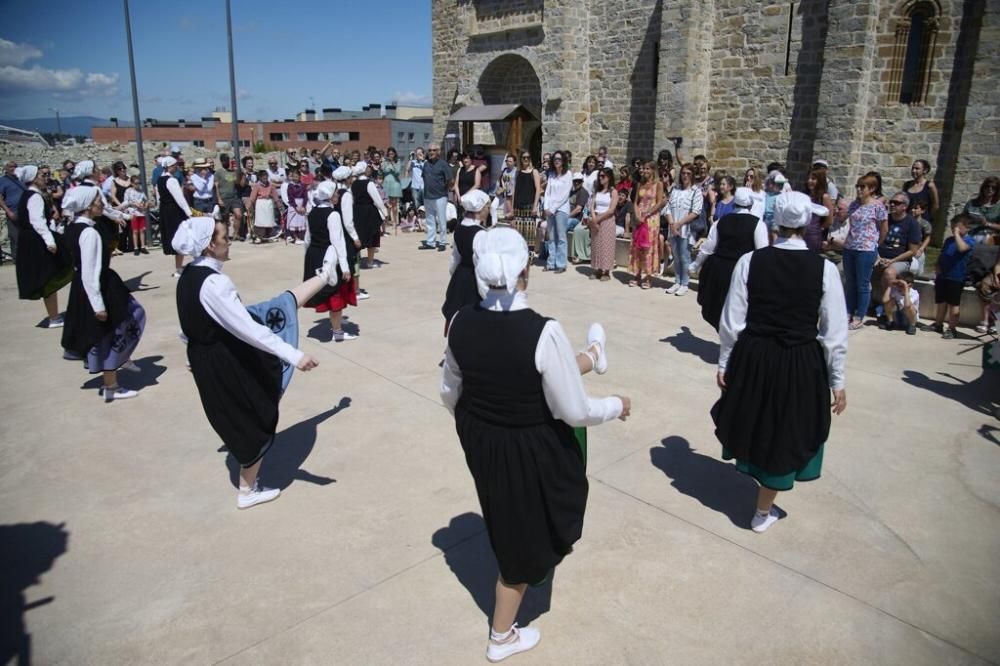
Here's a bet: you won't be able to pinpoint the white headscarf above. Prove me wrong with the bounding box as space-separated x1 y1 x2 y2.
460 189 491 214
351 162 367 178
171 217 217 256
62 185 101 215
473 226 529 298
314 181 336 203
332 166 352 182
159 156 177 169
73 160 95 180
773 191 829 229
17 165 38 185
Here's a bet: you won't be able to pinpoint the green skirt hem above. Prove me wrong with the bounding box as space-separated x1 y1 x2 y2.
722 444 824 492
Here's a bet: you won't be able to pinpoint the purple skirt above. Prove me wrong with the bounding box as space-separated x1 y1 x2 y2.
86 297 146 373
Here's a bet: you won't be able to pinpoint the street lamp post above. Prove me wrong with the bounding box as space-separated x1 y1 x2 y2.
226 0 241 164
123 0 148 241
48 108 62 140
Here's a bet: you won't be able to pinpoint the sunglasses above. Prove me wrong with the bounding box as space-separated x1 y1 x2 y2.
889 200 906 206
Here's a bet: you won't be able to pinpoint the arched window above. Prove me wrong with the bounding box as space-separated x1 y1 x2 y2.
888 1 940 106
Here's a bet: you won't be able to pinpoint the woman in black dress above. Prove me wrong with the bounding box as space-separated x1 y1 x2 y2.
13 165 72 328
441 190 490 335
60 186 146 402
173 217 337 509
350 161 388 269
712 192 848 533
452 152 483 218
441 226 629 661
304 181 358 342
691 187 770 330
157 156 193 277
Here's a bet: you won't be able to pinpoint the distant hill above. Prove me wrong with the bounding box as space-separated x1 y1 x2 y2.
0 116 132 137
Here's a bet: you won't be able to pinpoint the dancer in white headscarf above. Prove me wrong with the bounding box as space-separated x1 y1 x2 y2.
303 181 358 342
13 165 73 328
440 226 630 662
174 217 339 509
155 156 192 277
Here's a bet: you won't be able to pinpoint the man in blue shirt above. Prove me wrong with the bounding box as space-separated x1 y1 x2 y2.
1 160 27 257
420 143 453 252
876 192 923 324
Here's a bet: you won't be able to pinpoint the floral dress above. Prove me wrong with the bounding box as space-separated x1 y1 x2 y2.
628 183 660 275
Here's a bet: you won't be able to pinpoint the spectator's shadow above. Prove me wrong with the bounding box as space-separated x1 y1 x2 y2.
432 513 552 627
901 369 1000 418
307 318 360 343
225 397 350 489
649 436 760 529
0 521 70 666
659 326 719 364
978 424 1000 446
574 265 595 278
80 355 167 391
123 271 158 292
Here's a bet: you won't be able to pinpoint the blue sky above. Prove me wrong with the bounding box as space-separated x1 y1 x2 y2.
0 0 432 121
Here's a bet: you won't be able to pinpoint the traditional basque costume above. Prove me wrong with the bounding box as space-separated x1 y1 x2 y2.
14 186 72 301
158 173 191 256
441 290 622 584
441 219 484 327
694 211 768 330
711 238 847 490
304 201 356 313
177 256 302 467
61 215 146 372
351 176 387 250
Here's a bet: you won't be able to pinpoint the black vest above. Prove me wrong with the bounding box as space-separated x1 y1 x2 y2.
67 219 110 274
307 207 331 249
449 306 552 426
351 179 375 209
158 175 187 224
453 223 483 268
176 265 229 345
714 213 760 261
16 190 51 232
745 246 825 347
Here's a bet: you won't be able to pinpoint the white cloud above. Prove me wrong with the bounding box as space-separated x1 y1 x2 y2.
0 65 120 97
392 91 433 106
0 38 43 67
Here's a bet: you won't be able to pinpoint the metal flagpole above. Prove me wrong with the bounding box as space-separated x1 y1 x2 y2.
226 0 241 164
123 0 147 195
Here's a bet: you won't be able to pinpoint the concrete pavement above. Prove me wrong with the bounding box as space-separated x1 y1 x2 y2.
1 231 998 665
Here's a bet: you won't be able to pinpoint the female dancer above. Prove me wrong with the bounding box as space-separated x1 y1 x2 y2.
692 187 778 330
60 186 146 401
442 190 489 334
441 226 629 661
712 192 847 532
173 217 336 509
14 165 72 328
588 167 619 282
304 181 358 342
351 162 388 269
156 156 192 276
627 161 665 289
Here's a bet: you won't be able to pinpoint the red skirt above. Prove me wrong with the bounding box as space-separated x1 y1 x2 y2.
314 277 357 313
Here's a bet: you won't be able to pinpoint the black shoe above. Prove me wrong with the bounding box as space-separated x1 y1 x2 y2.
876 314 889 330
419 243 435 250
906 324 917 335
134 249 140 256
437 244 447 252
139 247 149 254
554 268 566 274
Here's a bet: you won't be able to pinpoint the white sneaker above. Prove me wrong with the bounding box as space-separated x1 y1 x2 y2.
587 322 608 375
295 239 305 245
751 507 780 533
47 317 65 329
316 246 340 286
332 329 358 342
357 289 371 301
665 284 681 295
119 361 141 373
171 271 182 279
237 481 280 510
674 285 689 296
100 386 138 403
486 625 541 663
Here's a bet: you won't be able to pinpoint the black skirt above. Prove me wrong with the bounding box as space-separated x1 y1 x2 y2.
441 265 480 323
696 255 738 331
355 205 382 250
61 268 131 357
302 243 339 308
160 211 182 256
456 405 588 585
711 335 832 477
187 330 282 467
15 227 72 300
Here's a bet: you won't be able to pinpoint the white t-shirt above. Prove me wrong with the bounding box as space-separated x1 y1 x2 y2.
890 285 920 312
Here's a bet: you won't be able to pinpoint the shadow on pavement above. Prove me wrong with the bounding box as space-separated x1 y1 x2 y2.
307 319 361 343
649 436 757 529
901 369 1000 418
80 355 167 391
659 326 719 365
0 521 70 666
225 397 350 489
123 271 158 292
432 512 552 627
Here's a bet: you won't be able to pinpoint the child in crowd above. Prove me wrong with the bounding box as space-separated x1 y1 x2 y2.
123 176 149 256
933 214 976 339
910 199 932 275
881 270 919 335
400 204 417 232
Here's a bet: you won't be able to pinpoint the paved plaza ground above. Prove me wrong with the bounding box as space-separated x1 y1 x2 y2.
1 232 998 665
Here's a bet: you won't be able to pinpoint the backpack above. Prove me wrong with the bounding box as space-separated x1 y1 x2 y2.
966 243 999 285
